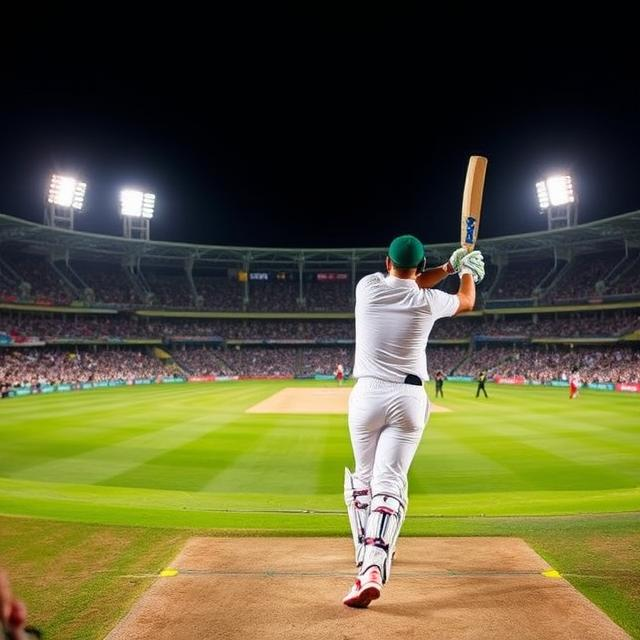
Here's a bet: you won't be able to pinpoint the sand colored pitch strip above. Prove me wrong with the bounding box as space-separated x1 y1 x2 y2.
246 387 450 414
106 537 630 640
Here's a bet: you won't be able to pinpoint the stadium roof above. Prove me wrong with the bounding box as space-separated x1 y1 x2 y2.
1 210 640 268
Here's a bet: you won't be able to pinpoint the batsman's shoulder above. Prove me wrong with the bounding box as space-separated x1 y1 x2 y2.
356 272 384 290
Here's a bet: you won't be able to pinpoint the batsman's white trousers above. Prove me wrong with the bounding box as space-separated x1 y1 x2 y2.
348 377 430 501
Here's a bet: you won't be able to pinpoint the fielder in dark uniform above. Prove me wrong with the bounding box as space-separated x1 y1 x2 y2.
434 370 445 398
476 370 488 398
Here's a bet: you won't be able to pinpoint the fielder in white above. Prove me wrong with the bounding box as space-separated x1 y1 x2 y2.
343 234 484 608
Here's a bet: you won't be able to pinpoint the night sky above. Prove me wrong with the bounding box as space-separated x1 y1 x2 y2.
2 13 638 249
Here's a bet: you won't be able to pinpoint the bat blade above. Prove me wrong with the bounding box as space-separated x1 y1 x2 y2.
460 155 488 251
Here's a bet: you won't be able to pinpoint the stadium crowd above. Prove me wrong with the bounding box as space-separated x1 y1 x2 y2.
300 347 353 376
2 256 73 305
193 278 244 310
490 259 554 300
172 345 354 378
2 248 639 388
79 267 138 305
427 346 468 377
457 345 640 384
0 315 357 341
0 347 165 387
431 314 640 339
3 341 638 389
2 252 640 309
607 258 640 296
0 263 640 312
2 311 638 342
546 253 624 303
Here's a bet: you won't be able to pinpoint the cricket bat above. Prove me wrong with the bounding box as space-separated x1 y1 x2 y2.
460 155 488 252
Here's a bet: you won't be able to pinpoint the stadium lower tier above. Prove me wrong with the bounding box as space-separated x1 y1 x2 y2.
1 343 638 391
457 344 640 383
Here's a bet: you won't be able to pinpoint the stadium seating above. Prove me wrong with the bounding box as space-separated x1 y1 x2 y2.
2 248 639 311
4 313 638 343
1 212 639 387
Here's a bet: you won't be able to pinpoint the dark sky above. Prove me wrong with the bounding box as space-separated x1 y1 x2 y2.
2 12 639 248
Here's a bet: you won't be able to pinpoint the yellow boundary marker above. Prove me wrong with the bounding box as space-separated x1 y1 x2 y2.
541 569 561 578
159 568 178 577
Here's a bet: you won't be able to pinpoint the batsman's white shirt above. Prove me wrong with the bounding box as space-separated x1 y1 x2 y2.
353 273 459 383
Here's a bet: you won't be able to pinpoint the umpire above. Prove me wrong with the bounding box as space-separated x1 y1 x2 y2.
476 369 488 398
434 370 445 398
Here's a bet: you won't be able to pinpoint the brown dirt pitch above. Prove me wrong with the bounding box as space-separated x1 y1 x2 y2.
106 537 630 640
246 387 450 414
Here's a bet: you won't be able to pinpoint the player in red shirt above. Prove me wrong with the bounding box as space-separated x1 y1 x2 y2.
335 363 344 386
569 367 580 399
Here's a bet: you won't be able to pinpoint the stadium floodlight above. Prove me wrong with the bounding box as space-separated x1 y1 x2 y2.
120 189 155 218
47 174 87 210
536 175 575 210
536 173 578 230
44 173 87 229
120 188 155 240
535 181 550 209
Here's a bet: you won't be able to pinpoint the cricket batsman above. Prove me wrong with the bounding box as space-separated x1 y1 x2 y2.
342 235 484 608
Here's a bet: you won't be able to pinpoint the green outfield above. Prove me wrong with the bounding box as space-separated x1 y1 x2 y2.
0 381 639 638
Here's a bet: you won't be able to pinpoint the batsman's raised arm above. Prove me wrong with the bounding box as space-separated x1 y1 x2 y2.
456 272 476 314
455 251 485 314
416 247 484 289
415 247 466 289
415 247 484 290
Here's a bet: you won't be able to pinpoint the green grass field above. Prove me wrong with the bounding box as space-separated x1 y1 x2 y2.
1 380 639 638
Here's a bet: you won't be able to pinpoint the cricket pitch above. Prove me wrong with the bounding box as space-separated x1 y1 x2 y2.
106 537 630 640
246 387 451 414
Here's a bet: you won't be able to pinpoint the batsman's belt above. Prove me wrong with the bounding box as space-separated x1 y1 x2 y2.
403 374 422 386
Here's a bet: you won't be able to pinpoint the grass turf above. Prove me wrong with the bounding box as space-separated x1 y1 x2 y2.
0 380 638 638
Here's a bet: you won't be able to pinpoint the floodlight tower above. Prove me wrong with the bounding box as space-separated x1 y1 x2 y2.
45 174 87 229
536 174 578 230
120 189 155 240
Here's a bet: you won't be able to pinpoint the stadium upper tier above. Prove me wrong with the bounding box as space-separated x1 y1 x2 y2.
1 211 640 311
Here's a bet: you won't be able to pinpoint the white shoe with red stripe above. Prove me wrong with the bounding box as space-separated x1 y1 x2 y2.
342 565 382 608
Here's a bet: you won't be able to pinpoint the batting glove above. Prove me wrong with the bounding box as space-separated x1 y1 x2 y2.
458 251 485 283
446 247 469 274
